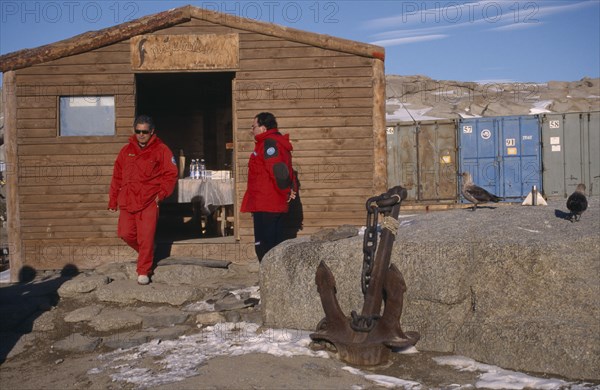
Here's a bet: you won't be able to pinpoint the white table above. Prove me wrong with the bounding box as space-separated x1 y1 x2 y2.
177 178 234 207
176 178 235 236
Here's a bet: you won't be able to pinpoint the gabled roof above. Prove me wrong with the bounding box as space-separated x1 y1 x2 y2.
0 5 384 72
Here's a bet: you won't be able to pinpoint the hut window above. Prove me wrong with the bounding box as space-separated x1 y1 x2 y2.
59 96 115 136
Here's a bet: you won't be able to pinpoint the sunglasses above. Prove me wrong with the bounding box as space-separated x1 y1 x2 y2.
135 129 151 134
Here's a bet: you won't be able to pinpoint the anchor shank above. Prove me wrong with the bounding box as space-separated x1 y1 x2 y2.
360 193 402 318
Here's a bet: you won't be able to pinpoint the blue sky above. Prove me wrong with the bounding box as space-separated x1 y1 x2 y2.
1 0 599 83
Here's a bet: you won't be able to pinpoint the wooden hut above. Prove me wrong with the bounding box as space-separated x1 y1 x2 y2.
0 5 387 281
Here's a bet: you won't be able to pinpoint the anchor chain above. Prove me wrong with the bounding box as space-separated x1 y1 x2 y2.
350 310 380 332
361 200 379 296
360 193 400 296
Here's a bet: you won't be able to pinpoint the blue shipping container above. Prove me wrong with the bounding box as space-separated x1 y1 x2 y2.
458 115 542 202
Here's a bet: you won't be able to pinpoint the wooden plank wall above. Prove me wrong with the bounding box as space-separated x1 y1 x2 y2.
235 41 376 239
14 41 135 269
12 17 376 269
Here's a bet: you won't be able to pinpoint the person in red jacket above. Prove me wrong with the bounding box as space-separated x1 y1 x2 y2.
241 112 297 261
108 115 178 284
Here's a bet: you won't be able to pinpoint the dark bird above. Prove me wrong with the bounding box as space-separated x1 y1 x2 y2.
566 183 588 222
460 172 503 211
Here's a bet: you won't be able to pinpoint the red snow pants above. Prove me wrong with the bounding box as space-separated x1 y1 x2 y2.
117 202 159 276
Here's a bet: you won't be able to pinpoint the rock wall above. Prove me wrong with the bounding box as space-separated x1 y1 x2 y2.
385 75 600 121
260 197 600 380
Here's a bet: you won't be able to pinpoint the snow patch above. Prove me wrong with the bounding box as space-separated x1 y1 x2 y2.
386 102 443 122
529 100 553 114
343 366 422 389
433 355 596 389
89 322 330 388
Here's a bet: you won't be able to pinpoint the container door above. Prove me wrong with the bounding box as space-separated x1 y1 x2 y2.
563 113 586 195
417 120 457 201
499 116 541 200
588 111 600 195
459 118 500 199
542 112 599 197
541 113 566 197
387 123 418 200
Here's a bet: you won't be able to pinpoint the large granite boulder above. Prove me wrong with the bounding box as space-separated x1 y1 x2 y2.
260 197 600 380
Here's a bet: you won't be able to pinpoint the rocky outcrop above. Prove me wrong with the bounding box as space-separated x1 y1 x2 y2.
385 75 600 121
95 279 203 306
260 196 600 381
0 260 261 360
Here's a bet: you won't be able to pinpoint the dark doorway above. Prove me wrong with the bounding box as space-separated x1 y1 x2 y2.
135 72 235 243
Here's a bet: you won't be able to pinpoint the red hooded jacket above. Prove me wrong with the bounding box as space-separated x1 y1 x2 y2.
108 135 178 213
241 128 297 213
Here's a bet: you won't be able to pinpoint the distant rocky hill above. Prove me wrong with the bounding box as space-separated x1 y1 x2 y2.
385 75 600 122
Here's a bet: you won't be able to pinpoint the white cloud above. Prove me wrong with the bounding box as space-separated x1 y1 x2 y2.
530 0 597 18
362 0 503 29
363 1 595 30
489 21 545 32
371 34 447 47
363 0 596 40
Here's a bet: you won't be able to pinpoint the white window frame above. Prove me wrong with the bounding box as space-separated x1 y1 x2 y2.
59 96 116 136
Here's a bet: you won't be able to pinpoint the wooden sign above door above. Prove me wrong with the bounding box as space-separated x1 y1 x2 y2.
131 34 239 71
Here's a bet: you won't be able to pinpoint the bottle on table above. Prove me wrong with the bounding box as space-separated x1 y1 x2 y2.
199 158 206 180
189 159 197 179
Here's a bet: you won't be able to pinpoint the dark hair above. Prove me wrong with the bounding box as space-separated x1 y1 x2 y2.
255 112 278 130
134 114 155 130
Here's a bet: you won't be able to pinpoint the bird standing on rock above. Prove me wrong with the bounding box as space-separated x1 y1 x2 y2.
566 183 588 222
460 172 503 211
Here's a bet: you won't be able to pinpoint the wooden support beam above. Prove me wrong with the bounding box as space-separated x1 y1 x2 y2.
3 71 23 282
372 59 388 194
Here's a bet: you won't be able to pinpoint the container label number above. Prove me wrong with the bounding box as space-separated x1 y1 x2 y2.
549 120 560 129
481 129 492 140
506 138 516 146
386 126 395 135
463 126 473 134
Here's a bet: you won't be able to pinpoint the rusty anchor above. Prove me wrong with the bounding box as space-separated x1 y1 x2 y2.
310 186 420 366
